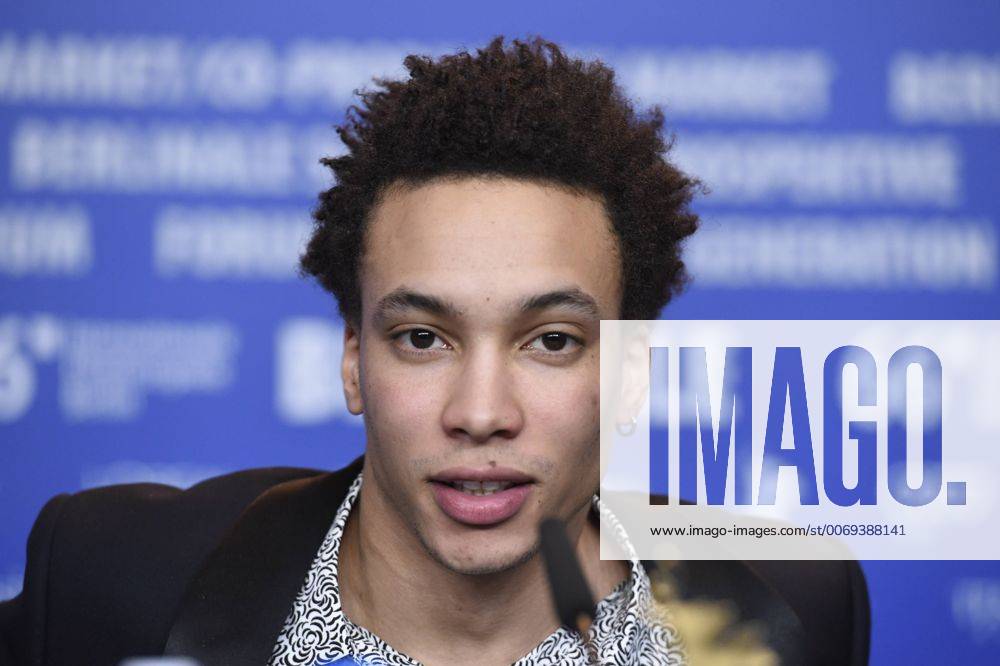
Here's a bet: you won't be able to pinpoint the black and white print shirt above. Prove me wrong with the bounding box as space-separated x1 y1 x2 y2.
270 472 685 666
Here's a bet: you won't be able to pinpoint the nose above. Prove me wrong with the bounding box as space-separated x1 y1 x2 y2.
441 346 525 444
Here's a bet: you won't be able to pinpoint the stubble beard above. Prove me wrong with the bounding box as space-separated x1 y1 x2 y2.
413 521 542 577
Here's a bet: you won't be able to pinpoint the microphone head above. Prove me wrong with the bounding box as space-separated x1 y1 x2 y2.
539 517 597 632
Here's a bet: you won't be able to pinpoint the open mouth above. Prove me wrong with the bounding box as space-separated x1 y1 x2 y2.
428 469 536 526
443 480 520 496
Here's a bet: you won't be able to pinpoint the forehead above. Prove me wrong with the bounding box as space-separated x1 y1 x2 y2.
360 177 622 318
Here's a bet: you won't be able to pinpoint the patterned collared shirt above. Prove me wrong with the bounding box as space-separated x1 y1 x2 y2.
270 472 685 665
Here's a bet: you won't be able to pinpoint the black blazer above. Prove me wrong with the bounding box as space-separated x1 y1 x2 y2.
0 457 870 665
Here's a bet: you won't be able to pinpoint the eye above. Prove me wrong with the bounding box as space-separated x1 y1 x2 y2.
525 331 582 354
393 328 449 353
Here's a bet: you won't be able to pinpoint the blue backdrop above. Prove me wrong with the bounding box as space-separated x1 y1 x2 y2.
1 1 998 662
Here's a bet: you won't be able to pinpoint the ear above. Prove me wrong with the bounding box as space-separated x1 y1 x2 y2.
342 320 364 415
616 325 650 429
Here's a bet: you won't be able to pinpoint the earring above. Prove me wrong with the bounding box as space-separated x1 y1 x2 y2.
616 416 638 437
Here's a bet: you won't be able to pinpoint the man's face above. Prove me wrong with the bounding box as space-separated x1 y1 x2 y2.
344 176 621 575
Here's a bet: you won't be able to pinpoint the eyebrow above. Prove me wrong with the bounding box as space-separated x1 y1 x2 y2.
371 287 601 325
518 288 601 319
373 289 462 324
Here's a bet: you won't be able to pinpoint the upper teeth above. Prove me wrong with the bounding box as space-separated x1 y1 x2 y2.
452 480 514 495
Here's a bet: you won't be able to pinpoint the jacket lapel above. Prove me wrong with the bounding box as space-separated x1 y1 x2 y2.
164 458 810 664
163 456 364 664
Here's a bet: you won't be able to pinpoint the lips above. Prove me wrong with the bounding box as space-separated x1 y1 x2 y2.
428 467 535 526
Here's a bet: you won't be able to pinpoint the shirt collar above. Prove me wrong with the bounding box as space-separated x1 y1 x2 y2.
270 471 684 665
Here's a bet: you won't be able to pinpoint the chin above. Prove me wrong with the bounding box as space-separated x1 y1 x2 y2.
423 532 539 576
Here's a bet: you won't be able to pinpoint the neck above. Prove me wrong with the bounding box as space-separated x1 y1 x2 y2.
338 468 628 666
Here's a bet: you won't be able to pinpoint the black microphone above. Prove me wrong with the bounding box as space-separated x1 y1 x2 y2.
539 516 598 660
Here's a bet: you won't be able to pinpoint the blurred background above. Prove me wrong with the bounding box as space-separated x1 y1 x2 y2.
1 0 998 662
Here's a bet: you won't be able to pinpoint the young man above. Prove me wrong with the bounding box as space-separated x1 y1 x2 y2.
0 36 869 666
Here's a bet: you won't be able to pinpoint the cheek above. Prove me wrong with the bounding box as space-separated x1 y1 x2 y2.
361 356 445 446
520 360 601 452
521 370 601 512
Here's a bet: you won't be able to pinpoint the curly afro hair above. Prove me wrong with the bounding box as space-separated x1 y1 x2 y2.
301 35 700 324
